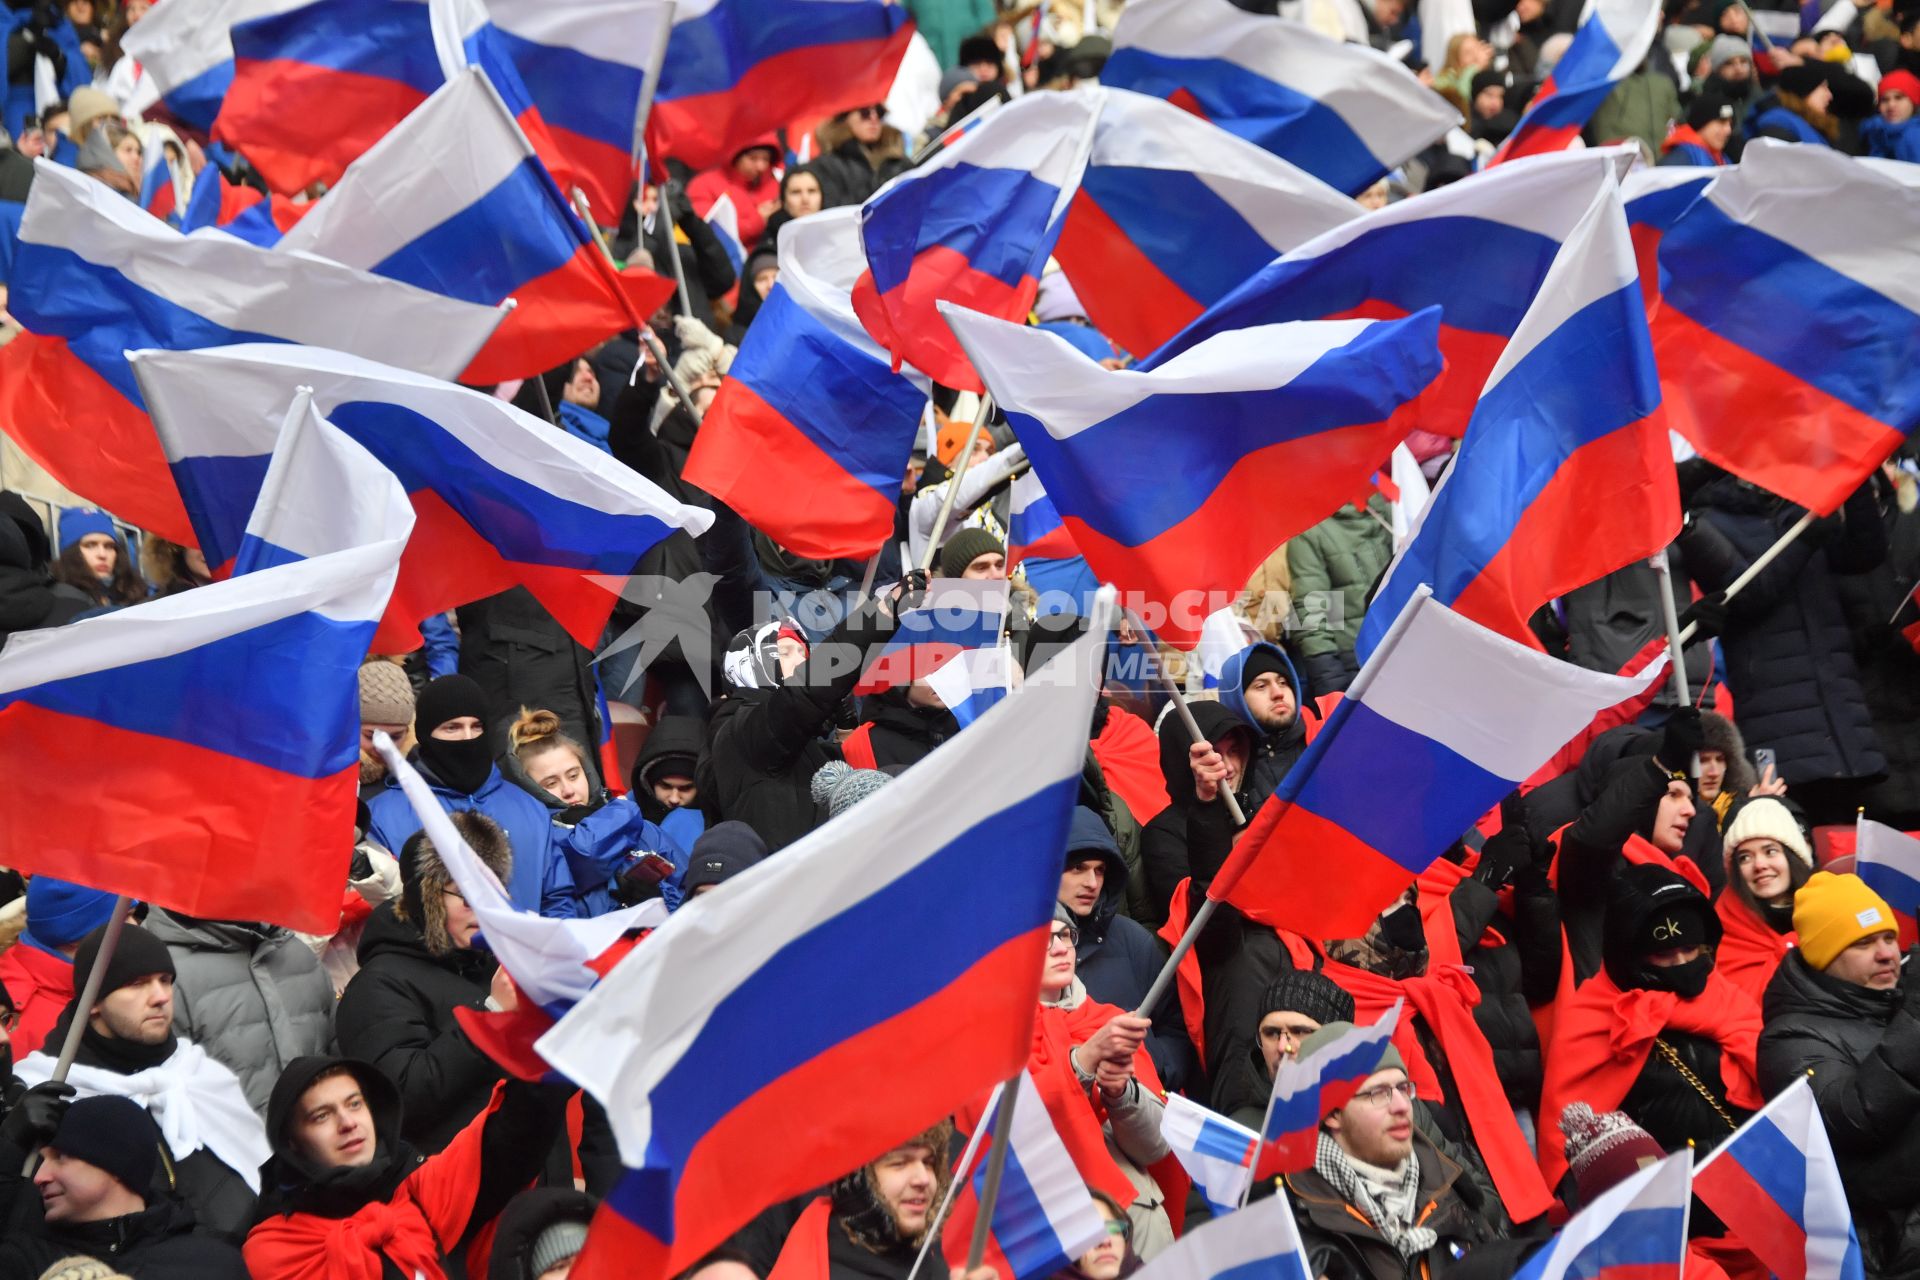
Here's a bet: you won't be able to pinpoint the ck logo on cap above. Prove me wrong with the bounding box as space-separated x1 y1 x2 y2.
1653 916 1684 941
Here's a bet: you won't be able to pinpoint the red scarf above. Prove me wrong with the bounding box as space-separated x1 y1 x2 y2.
1324 959 1554 1223
1092 707 1172 825
1537 968 1762 1186
1713 891 1795 1010
243 1083 498 1280
767 1197 835 1280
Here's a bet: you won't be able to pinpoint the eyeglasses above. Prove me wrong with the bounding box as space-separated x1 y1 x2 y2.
1349 1079 1417 1107
1048 923 1080 951
0 1008 18 1032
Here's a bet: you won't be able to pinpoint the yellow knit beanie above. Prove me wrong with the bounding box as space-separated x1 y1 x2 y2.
1793 871 1896 971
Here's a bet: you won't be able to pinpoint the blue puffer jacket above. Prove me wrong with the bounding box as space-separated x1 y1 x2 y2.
366 764 579 918
556 795 687 916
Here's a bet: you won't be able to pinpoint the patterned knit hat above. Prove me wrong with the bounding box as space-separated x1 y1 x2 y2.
357 660 415 727
1560 1102 1665 1207
812 759 893 821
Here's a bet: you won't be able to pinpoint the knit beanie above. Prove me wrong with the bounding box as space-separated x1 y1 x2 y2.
680 821 768 894
72 923 175 1001
55 508 115 552
1559 1102 1665 1207
65 87 119 136
1296 1021 1404 1105
1794 872 1896 971
35 1259 130 1280
358 660 416 727
23 878 121 952
1707 33 1752 69
1721 797 1812 868
1686 94 1736 130
1238 644 1292 694
812 759 892 821
530 1221 590 1276
1262 970 1357 1028
939 527 1005 579
1879 68 1920 103
1778 62 1829 97
414 673 488 737
47 1095 160 1195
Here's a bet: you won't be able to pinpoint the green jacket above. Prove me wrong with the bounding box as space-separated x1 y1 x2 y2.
1586 61 1682 157
1286 494 1392 695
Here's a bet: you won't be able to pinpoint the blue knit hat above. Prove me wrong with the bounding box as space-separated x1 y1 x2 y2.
55 507 116 552
22 877 121 954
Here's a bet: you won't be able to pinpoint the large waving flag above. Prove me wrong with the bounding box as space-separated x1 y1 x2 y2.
129 343 715 653
856 577 1010 695
1211 589 1666 939
1102 0 1457 197
118 0 310 131
0 161 504 545
1854 817 1920 947
275 68 673 385
1652 142 1920 515
1693 1078 1866 1280
1053 88 1359 358
854 90 1100 391
1141 147 1634 437
685 207 930 560
1489 0 1660 164
0 400 412 935
1132 1188 1312 1280
1160 1095 1257 1217
941 1073 1111 1280
649 0 915 173
944 303 1443 650
1360 175 1678 659
1255 1001 1401 1176
536 595 1114 1280
1621 166 1711 311
1513 1152 1691 1280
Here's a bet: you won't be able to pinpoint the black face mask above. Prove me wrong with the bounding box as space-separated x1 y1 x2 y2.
1637 953 1713 999
417 733 494 795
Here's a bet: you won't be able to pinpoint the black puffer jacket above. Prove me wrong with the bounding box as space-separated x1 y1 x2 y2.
487 1187 597 1280
456 587 600 776
850 689 959 771
0 491 90 644
1842 476 1920 826
334 904 501 1153
1683 476 1888 788
0 1183 250 1280
1759 951 1920 1276
1446 873 1542 1114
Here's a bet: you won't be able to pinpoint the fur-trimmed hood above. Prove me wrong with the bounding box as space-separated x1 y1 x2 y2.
829 1118 956 1254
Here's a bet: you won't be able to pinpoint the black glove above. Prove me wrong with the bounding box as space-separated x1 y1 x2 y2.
1476 793 1533 890
1657 706 1705 776
348 846 374 883
1377 901 1426 953
1677 593 1727 642
0 1081 74 1152
554 798 608 829
885 568 928 619
613 852 670 905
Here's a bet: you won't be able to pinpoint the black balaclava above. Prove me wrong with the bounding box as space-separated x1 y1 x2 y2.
413 674 494 794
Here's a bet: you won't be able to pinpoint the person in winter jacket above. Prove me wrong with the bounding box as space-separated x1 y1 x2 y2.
680 821 769 900
1660 93 1737 164
486 1186 595 1280
365 675 578 919
1286 497 1391 696
842 685 960 772
46 508 143 609
1694 710 1761 829
761 1119 956 1280
1585 55 1681 155
616 183 737 321
757 163 824 254
1226 971 1358 1129
14 924 266 1244
1757 872 1920 1277
456 588 603 778
335 812 516 1154
1057 807 1195 1093
1216 642 1312 811
1712 796 1813 1007
244 1054 568 1280
0 1094 249 1280
0 878 119 1059
1140 701 1257 924
687 135 782 247
140 910 334 1119
1537 865 1761 1189
0 491 91 644
1747 61 1844 146
1863 69 1920 159
358 659 416 794
810 106 911 210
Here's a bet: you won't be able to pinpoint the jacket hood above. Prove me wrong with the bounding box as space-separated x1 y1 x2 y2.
1157 699 1255 808
1062 806 1128 938
261 1054 408 1204
864 689 960 740
1217 641 1307 732
633 715 705 790
142 909 274 953
0 492 52 569
816 114 906 158
1699 712 1758 796
488 1187 599 1280
1602 863 1720 990
355 899 493 985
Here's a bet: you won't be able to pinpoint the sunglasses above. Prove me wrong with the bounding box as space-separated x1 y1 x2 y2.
851 106 883 119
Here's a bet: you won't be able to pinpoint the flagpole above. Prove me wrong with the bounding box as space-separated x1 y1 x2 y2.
25 893 132 1173
965 1073 1025 1273
630 2 677 180
1649 551 1691 707
903 1081 1003 1280
1156 674 1248 828
1677 509 1815 645
920 396 995 573
661 179 697 319
571 185 708 427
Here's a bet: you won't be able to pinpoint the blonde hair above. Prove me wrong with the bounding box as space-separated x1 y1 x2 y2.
507 706 590 772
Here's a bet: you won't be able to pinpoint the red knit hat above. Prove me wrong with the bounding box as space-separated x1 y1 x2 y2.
1880 69 1920 102
1560 1102 1666 1207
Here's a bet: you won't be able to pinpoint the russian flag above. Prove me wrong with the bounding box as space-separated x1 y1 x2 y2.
705 192 747 279
1196 610 1261 691
685 207 929 560
1141 146 1635 438
649 0 915 174
376 733 666 1079
1652 142 1920 516
138 137 190 226
1160 1093 1258 1216
0 400 412 936
1489 0 1660 164
1254 1000 1401 1176
857 578 1011 695
1853 817 1920 947
853 90 1100 392
178 170 312 247
944 302 1443 651
535 599 1113 1280
1209 589 1667 939
1133 1187 1313 1280
0 160 505 546
1007 470 1079 566
274 68 674 385
1360 174 1678 659
1102 0 1458 197
117 0 314 132
1693 1078 1866 1280
1053 87 1359 358
941 1074 1111 1280
1621 166 1711 313
128 342 715 654
1512 1152 1691 1280
922 644 1014 729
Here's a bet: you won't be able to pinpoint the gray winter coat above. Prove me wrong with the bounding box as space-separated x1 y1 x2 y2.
145 910 336 1116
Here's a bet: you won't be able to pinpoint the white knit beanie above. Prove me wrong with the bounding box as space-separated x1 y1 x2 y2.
1723 797 1813 868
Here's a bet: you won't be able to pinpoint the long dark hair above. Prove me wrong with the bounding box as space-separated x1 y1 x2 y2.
50 536 147 606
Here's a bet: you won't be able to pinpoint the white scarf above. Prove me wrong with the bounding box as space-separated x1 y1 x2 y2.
18 1039 270 1192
